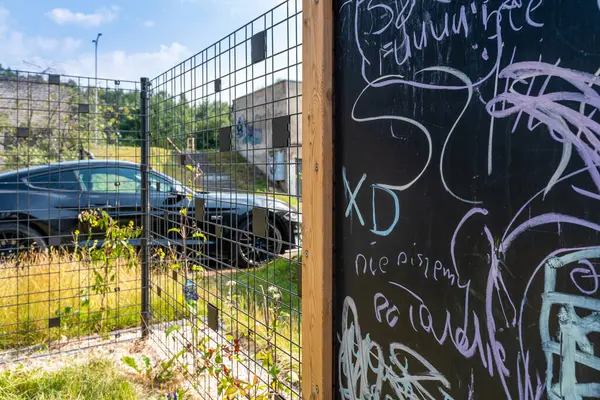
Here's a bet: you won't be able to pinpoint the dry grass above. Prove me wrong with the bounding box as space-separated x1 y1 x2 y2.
0 250 142 349
199 257 302 378
0 358 140 400
0 250 302 396
0 250 301 365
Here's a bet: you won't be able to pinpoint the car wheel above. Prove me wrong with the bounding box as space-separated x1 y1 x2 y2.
0 223 47 256
234 218 283 268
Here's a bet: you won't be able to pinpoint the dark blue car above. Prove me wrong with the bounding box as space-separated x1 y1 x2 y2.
0 160 301 267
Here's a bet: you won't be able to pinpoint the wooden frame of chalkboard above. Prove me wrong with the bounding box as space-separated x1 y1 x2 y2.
301 0 334 398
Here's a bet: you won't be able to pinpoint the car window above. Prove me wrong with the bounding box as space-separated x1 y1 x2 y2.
149 173 172 192
78 167 141 193
28 170 81 191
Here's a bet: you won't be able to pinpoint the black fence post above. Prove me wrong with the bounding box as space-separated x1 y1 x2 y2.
140 77 151 338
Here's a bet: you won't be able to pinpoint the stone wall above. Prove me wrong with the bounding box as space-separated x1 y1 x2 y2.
231 80 302 196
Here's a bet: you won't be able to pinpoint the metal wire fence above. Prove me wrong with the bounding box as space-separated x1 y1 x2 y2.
0 70 145 363
147 0 303 398
0 1 303 398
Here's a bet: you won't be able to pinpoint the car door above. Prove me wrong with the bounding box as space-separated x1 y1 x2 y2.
147 172 219 251
77 166 143 236
26 169 83 245
147 171 180 244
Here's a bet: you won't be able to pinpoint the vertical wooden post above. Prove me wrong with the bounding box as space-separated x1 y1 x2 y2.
302 0 333 398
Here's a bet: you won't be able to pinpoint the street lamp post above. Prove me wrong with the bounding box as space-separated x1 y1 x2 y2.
92 33 102 145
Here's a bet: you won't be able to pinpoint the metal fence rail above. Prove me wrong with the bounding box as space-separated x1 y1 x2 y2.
0 70 145 362
146 0 303 398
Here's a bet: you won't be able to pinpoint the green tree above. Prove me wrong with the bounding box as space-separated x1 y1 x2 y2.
194 100 231 150
149 91 232 151
150 91 193 150
97 88 140 145
0 75 82 171
0 65 16 78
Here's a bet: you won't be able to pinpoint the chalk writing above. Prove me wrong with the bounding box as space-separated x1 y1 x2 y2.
338 296 454 399
397 245 465 287
342 168 401 236
336 0 600 399
350 0 545 84
355 254 389 276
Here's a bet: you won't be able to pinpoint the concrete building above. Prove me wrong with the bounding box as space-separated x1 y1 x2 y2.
231 80 302 197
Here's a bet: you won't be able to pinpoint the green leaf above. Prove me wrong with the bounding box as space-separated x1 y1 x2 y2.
168 227 181 234
269 364 281 379
141 355 151 370
122 356 141 373
192 231 206 240
165 324 181 338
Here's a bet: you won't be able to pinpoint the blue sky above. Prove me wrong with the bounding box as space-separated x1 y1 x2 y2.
0 0 288 81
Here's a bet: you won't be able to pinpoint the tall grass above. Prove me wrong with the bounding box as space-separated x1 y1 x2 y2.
0 250 141 350
0 251 301 362
201 257 302 377
0 249 184 351
0 358 139 400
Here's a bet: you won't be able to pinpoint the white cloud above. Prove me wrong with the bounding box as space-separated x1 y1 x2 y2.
57 43 191 81
0 7 91 72
208 0 283 16
46 6 119 28
62 37 83 53
0 7 9 36
0 6 187 79
33 37 59 52
33 37 81 53
143 20 155 28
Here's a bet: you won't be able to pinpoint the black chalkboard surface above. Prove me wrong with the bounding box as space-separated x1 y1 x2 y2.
334 1 600 399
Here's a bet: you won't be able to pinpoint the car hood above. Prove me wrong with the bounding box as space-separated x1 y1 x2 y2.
195 191 297 213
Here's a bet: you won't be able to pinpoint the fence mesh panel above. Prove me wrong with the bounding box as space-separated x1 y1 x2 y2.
0 1 304 397
0 70 145 363
147 0 303 398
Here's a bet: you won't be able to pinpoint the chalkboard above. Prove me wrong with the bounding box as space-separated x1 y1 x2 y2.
334 1 600 399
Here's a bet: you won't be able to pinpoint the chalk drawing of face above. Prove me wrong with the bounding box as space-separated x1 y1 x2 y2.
540 249 600 399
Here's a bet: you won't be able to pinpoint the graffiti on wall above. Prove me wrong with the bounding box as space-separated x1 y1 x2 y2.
268 150 286 181
336 0 600 399
235 116 263 146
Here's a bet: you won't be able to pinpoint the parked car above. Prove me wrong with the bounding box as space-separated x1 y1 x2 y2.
0 160 301 267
